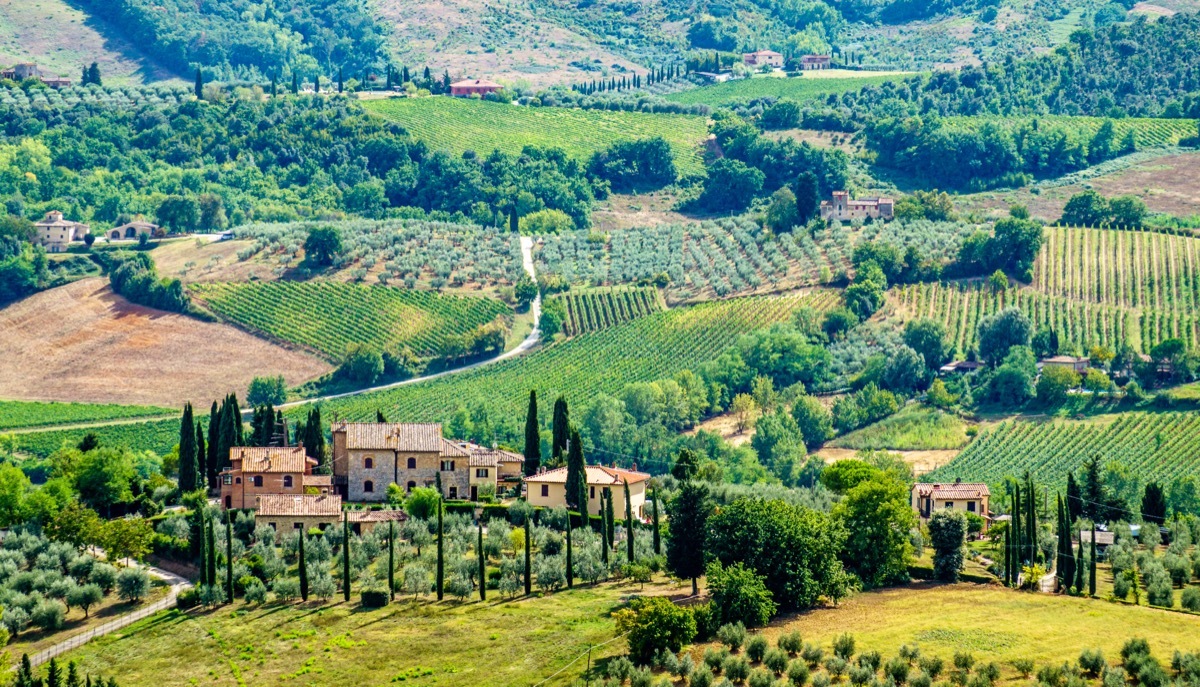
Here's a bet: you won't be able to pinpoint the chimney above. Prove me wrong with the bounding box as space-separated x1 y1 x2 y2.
632 462 637 472
955 477 962 484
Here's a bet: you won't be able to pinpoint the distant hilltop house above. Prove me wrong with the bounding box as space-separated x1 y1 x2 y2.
34 211 90 252
743 50 784 68
525 464 651 519
108 219 160 240
799 54 832 70
1039 355 1090 374
911 480 991 531
1 63 72 88
938 360 983 375
450 79 503 97
820 191 894 222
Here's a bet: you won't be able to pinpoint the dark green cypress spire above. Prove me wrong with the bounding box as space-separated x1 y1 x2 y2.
299 528 309 601
388 521 395 600
436 498 445 600
342 511 351 601
179 403 197 491
478 517 486 601
565 509 574 589
523 511 532 595
624 478 634 563
524 390 540 476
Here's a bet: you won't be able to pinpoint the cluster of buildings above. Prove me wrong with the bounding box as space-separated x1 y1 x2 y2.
820 191 896 222
741 51 832 70
30 210 159 252
1 63 71 88
910 479 991 531
222 421 652 533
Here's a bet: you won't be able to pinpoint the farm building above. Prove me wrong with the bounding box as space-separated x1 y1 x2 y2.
799 55 832 70
34 211 90 252
1 63 72 88
254 493 343 533
820 191 894 221
525 465 651 519
219 446 330 510
1039 355 1089 374
939 360 983 375
450 79 503 97
109 219 160 240
911 480 991 530
743 50 784 68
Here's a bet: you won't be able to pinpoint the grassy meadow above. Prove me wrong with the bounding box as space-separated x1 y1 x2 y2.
830 406 971 451
665 72 911 106
0 400 174 431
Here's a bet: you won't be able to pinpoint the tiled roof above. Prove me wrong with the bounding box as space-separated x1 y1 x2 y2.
1080 530 1115 546
256 494 342 517
451 79 502 88
303 474 333 487
1043 355 1087 364
346 509 407 524
468 454 499 467
231 446 315 473
441 439 471 458
913 483 990 500
335 422 443 452
525 465 651 486
465 443 524 465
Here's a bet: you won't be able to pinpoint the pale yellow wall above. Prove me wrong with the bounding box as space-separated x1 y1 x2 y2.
528 481 648 519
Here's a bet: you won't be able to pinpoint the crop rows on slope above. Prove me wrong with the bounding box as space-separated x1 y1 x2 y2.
305 290 841 425
664 73 908 106
891 282 1135 356
13 419 181 459
553 287 664 336
941 116 1199 149
234 219 525 286
0 400 174 431
189 281 511 361
0 83 191 111
363 97 708 177
926 412 1200 489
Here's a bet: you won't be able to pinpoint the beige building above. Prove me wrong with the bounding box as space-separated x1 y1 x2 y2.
1040 355 1089 375
820 191 894 222
332 422 471 501
743 50 784 69
220 446 329 510
109 220 160 240
799 55 832 70
34 211 89 252
911 481 991 530
525 465 651 519
255 493 344 533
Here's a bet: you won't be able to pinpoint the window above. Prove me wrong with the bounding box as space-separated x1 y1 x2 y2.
293 522 302 529
268 522 277 530
589 486 595 499
967 501 976 512
540 485 549 497
252 475 263 488
364 456 374 469
441 460 456 471
363 480 374 493
283 475 293 488
944 501 954 509
475 468 489 478
407 481 417 491
407 457 417 469
222 475 233 485
235 477 242 484
449 486 458 498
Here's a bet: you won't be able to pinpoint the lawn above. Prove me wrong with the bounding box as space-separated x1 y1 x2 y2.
364 96 709 177
830 405 971 451
665 72 912 106
57 579 685 687
0 400 175 431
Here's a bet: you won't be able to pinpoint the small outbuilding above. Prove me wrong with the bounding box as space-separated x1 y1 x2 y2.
450 79 503 97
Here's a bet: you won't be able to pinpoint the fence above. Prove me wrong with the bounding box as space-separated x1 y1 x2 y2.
24 587 181 668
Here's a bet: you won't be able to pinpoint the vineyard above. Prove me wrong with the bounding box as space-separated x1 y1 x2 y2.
363 97 708 177
1034 226 1200 350
551 287 664 336
665 72 908 107
0 400 174 431
536 218 973 303
0 83 191 110
304 290 841 428
940 116 1199 149
189 282 512 361
12 419 181 460
890 281 1137 356
926 412 1200 488
234 220 525 286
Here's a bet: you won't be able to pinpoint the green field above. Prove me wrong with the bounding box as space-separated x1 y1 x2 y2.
189 281 512 361
305 291 839 426
13 419 181 459
552 286 663 336
926 411 1200 488
364 97 708 176
830 405 970 451
665 72 910 106
0 400 174 431
941 116 1199 149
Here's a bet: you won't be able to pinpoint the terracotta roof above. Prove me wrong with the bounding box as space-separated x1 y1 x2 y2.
231 446 314 473
913 483 990 500
346 509 408 524
451 79 502 88
1080 530 1115 546
465 443 524 464
335 422 443 452
441 439 471 458
303 474 333 487
748 50 782 56
1042 355 1088 364
255 494 342 517
468 454 499 467
525 465 651 486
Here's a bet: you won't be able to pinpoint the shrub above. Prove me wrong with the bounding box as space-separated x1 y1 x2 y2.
1080 650 1107 678
764 648 790 675
788 660 811 686
802 643 825 668
706 647 731 672
708 561 778 628
1037 663 1065 687
718 622 748 652
1012 659 1034 678
747 635 769 662
920 656 944 679
361 589 389 608
90 563 117 593
929 510 967 582
976 662 1000 686
1182 586 1200 612
812 672 832 687
954 653 975 671
244 579 267 604
1102 667 1127 687
850 664 875 686
607 656 635 681
272 576 300 601
834 633 856 660
859 651 882 672
629 666 654 687
748 669 774 687
176 587 201 609
825 657 849 679
2 607 29 635
692 666 716 687
1113 573 1131 600
910 670 932 687
116 567 151 602
725 655 751 683
614 596 697 664
779 630 803 655
887 656 912 684
31 599 66 631
899 645 921 662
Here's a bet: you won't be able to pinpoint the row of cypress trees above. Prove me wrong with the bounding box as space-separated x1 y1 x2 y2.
177 395 244 493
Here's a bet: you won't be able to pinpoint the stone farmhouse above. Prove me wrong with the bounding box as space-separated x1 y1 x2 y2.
109 219 160 240
331 422 524 502
219 446 331 510
743 50 784 69
1 63 71 88
34 211 90 253
450 79 503 97
799 54 832 70
911 480 991 530
525 465 651 519
820 191 894 222
253 493 406 535
1040 355 1089 375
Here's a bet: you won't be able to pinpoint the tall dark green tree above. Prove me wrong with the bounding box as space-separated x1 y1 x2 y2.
436 498 445 601
1074 527 1085 593
1066 471 1083 523
1142 482 1167 524
565 510 574 589
1089 523 1098 596
388 521 396 600
205 515 217 589
1024 472 1037 565
291 72 300 94
225 511 234 602
194 68 203 99
604 486 615 555
624 479 634 563
342 512 351 602
551 396 569 462
179 403 198 491
196 420 206 484
206 401 219 488
524 390 540 476
299 529 309 601
565 428 586 513
651 487 661 555
46 658 60 687
666 480 711 595
337 67 344 93
477 517 486 601
523 511 532 595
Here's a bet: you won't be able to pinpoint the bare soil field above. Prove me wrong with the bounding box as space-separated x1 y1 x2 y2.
0 279 330 407
149 238 263 284
591 191 695 233
765 128 860 154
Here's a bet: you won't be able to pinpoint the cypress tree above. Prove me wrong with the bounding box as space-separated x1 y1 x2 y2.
271 78 277 96
299 528 309 601
524 390 540 476
435 471 443 497
342 512 351 602
565 509 574 589
388 521 396 599
179 403 197 491
651 488 661 555
66 661 79 687
624 479 634 563
1066 471 1082 523
225 511 234 603
291 72 299 94
567 428 586 514
1074 527 1085 593
599 490 609 564
206 401 219 488
1089 523 1098 596
376 409 387 422
385 65 393 90
524 511 532 595
551 396 569 461
337 67 344 93
477 517 486 601
196 420 206 485
508 205 518 233
47 658 61 687
205 516 217 589
1003 528 1011 587
1025 473 1037 564
604 487 615 555
402 65 410 83
194 68 203 99
436 498 445 600
1055 494 1066 589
